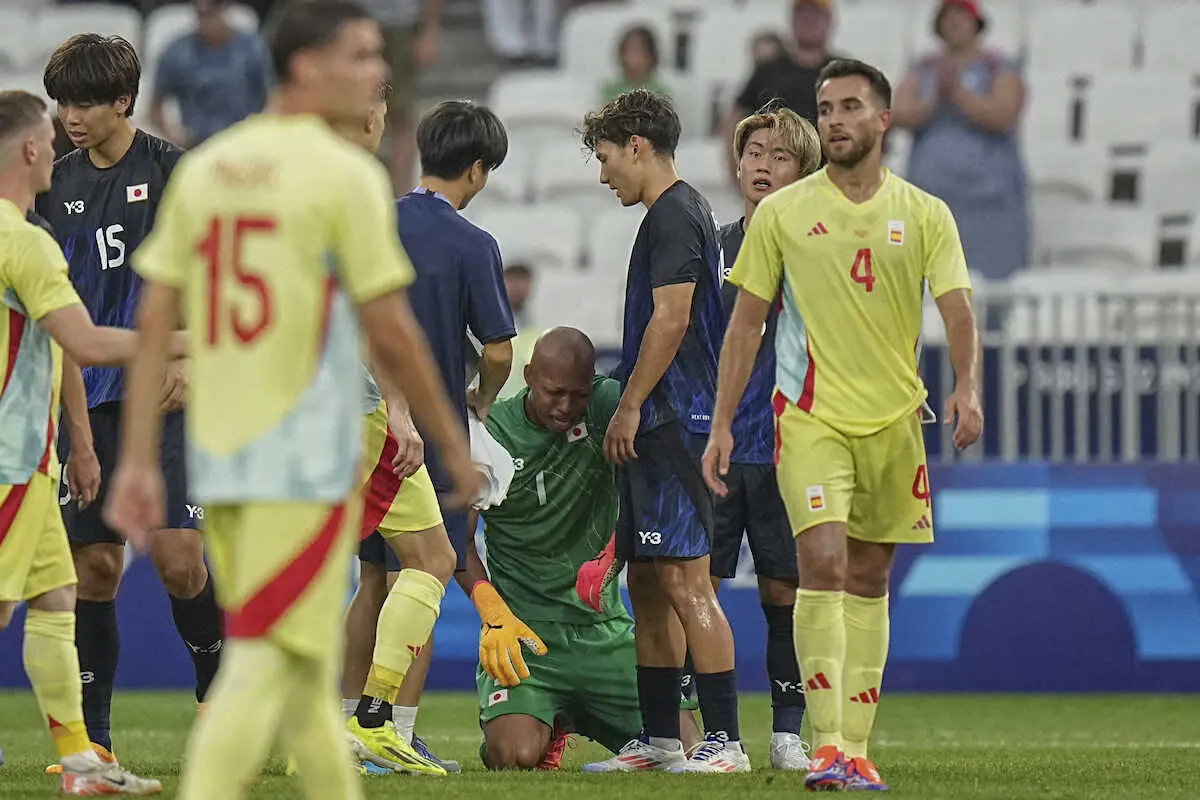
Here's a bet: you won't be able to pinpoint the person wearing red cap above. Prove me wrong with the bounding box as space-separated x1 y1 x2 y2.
892 0 1029 281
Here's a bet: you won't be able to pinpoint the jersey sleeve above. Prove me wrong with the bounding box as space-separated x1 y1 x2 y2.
591 376 622 428
727 197 784 302
648 204 704 288
132 158 189 288
922 197 972 298
466 235 516 344
3 228 83 320
334 157 415 304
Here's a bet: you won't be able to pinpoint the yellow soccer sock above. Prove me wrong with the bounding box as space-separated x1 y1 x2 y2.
178 640 292 800
363 569 445 704
23 610 90 758
280 652 364 800
793 589 846 751
842 593 890 759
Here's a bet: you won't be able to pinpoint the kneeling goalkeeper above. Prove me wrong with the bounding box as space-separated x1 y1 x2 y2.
468 327 641 769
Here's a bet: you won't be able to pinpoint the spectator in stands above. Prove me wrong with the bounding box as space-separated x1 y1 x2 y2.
148 0 272 148
359 0 443 192
602 26 671 103
751 32 786 67
500 263 539 399
483 0 560 67
892 0 1028 280
718 0 834 179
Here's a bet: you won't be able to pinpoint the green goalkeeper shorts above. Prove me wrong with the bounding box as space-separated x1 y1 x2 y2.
477 616 641 753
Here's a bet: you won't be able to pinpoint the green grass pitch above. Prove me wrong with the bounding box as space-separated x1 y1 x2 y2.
1 691 1198 798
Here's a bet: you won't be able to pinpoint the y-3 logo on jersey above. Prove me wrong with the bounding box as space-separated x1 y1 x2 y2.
63 200 85 215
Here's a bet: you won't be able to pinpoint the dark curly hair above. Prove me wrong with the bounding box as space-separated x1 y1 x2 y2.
579 88 680 157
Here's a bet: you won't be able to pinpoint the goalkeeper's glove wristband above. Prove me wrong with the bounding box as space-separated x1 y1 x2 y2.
472 580 548 688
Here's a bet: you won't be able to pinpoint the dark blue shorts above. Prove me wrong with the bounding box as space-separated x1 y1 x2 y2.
58 402 198 545
357 500 470 572
711 463 798 582
616 422 715 562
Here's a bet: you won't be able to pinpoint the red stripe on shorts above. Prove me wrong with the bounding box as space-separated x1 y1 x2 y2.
225 503 347 638
0 482 31 550
360 429 402 540
2 310 25 398
772 390 788 465
798 340 816 412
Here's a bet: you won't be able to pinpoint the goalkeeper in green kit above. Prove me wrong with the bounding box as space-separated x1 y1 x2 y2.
468 326 641 770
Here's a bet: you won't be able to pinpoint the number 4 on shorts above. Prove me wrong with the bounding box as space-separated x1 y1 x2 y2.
850 247 876 293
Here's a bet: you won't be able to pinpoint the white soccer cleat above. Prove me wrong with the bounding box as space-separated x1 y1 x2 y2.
769 732 811 771
60 749 162 795
672 735 752 773
582 737 687 772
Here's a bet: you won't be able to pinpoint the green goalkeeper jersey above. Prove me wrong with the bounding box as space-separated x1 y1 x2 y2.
482 376 627 625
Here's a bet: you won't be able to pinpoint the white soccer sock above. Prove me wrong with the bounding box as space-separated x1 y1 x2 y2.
392 705 419 744
342 698 357 719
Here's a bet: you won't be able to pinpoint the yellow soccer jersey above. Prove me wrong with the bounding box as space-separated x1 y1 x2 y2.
0 200 83 484
133 115 415 503
730 168 970 437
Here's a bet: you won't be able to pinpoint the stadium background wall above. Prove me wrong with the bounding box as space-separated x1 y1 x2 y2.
1 464 1197 693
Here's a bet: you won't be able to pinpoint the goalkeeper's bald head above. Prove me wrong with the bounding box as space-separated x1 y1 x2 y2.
524 327 597 433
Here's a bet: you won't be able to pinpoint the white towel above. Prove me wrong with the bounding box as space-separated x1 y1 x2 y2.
469 412 514 510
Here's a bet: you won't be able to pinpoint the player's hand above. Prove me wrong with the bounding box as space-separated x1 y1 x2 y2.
702 425 735 497
944 383 983 450
388 411 424 479
576 535 620 613
66 446 102 510
159 360 187 413
103 460 166 553
473 581 548 687
603 405 639 465
466 386 493 422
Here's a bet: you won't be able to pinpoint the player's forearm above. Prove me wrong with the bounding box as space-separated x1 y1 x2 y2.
61 355 94 450
950 85 1021 134
944 302 981 392
369 352 411 417
477 340 514 408
121 283 178 464
712 302 766 431
620 311 688 412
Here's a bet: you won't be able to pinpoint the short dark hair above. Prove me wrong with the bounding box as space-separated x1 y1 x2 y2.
579 88 680 156
0 91 48 141
417 100 508 180
43 34 141 116
618 26 659 71
815 58 893 109
265 0 373 83
504 263 534 282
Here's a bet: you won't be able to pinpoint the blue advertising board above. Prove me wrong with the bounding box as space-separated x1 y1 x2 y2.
1 465 1198 692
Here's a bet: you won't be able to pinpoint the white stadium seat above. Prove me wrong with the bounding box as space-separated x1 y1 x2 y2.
1022 71 1079 145
474 204 585 271
530 140 613 221
1022 142 1109 208
1034 207 1158 271
1142 4 1200 73
1141 143 1200 218
1005 267 1128 343
587 206 645 273
1080 71 1196 147
488 70 595 148
0 70 51 101
690 4 788 111
1025 4 1137 74
830 4 909 83
0 11 35 71
529 270 624 347
32 4 142 66
661 70 710 140
908 0 1024 63
559 4 673 82
674 137 728 196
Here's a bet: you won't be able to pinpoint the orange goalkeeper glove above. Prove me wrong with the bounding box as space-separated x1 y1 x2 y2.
472 580 547 687
576 535 620 613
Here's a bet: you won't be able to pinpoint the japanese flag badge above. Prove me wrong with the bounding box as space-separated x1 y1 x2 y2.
126 183 149 203
567 422 588 443
488 689 509 707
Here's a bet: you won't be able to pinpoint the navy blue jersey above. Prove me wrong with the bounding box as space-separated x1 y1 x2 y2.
397 189 516 490
720 218 779 465
36 130 182 407
619 181 725 434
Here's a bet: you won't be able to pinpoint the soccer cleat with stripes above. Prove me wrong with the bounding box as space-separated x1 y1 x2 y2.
769 732 812 771
805 745 850 791
46 741 116 775
538 718 575 771
844 756 889 791
671 734 751 773
412 735 461 774
59 749 162 795
346 718 446 776
581 737 687 772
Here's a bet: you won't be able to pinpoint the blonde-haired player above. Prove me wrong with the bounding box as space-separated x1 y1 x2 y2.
703 59 982 792
102 2 477 799
0 88 173 795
